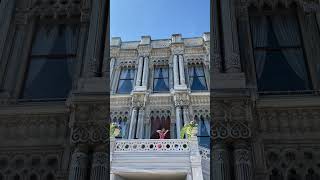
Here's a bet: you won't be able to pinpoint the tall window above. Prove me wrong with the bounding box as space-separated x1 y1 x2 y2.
188 64 207 91
196 115 210 148
22 24 79 100
250 10 311 92
153 65 169 92
117 68 135 94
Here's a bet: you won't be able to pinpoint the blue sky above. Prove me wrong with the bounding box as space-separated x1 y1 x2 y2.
110 0 210 41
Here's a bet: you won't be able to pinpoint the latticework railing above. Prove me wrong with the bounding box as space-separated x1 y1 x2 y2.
113 139 190 152
199 146 210 161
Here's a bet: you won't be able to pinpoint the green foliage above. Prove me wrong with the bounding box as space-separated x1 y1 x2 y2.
180 120 198 139
110 123 119 137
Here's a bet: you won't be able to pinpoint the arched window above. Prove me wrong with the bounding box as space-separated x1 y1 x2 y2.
150 116 170 139
117 68 135 94
249 7 311 92
188 64 207 91
153 65 169 92
21 24 79 100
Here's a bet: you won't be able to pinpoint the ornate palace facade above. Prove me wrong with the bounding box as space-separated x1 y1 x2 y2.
0 0 320 180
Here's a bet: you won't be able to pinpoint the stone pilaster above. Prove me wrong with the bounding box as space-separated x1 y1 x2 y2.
233 142 253 180
68 148 89 180
182 107 190 125
189 135 204 180
212 143 231 180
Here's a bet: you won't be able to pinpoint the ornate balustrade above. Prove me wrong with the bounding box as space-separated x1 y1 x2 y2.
199 146 210 161
113 139 190 152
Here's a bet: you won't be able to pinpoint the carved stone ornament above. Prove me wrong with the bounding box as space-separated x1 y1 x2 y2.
174 92 190 107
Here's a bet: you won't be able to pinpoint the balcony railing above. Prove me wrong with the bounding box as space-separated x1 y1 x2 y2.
113 139 190 152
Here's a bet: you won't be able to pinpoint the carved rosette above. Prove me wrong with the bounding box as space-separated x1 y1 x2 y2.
174 92 190 107
131 93 147 108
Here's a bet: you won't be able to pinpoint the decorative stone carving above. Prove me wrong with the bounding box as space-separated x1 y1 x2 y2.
173 92 190 107
69 151 88 180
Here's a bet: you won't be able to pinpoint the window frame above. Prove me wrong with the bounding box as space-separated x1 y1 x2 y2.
20 22 80 101
153 65 170 93
188 63 208 92
116 67 135 94
249 8 313 93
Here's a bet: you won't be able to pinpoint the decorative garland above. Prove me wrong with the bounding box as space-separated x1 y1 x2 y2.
180 120 198 139
110 122 120 137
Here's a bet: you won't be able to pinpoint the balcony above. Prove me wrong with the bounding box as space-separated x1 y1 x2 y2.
110 138 210 180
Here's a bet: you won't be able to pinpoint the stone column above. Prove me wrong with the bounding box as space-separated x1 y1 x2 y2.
182 107 190 125
135 56 144 86
90 151 109 180
233 143 253 180
212 143 231 180
212 0 222 73
111 67 120 94
142 56 149 87
220 0 241 73
178 55 186 85
128 107 138 139
68 148 89 180
83 0 106 77
136 108 145 139
173 55 180 87
170 120 176 139
110 58 116 79
175 106 182 139
0 0 15 62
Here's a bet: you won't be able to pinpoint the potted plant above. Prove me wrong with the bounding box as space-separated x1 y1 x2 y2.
110 122 120 138
180 120 198 139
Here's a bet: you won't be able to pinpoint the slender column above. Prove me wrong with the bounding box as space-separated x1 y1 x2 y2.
111 68 120 94
178 55 186 85
90 152 109 180
173 55 180 87
234 143 253 180
212 143 231 180
135 56 144 86
68 149 88 180
83 0 106 77
176 106 182 139
110 58 115 79
142 56 149 87
128 107 138 139
136 108 145 139
220 0 241 73
0 0 15 62
170 120 175 139
182 107 190 125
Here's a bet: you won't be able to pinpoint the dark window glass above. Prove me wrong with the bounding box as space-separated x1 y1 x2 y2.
197 116 210 148
250 13 310 92
189 65 207 91
153 66 169 92
117 68 135 94
22 24 79 100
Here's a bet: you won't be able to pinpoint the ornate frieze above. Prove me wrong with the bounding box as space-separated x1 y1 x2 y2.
173 91 190 107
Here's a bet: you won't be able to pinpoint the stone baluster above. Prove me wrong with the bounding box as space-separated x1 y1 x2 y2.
128 107 138 139
233 142 253 180
178 55 186 85
68 148 89 180
173 55 180 87
212 143 231 180
136 108 145 139
135 56 144 86
220 0 241 73
142 56 149 87
176 106 182 139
